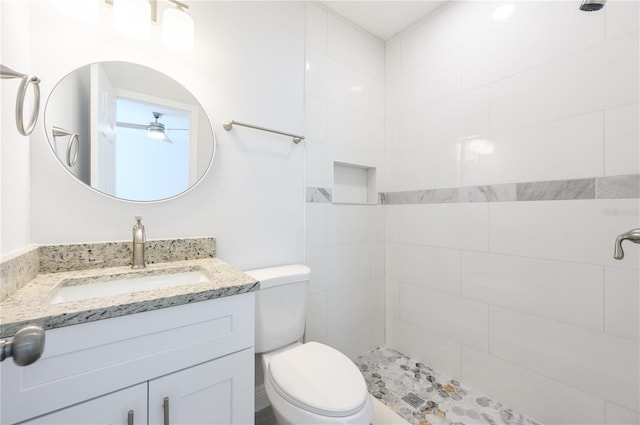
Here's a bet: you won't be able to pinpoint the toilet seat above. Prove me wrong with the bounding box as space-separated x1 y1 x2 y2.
267 342 369 417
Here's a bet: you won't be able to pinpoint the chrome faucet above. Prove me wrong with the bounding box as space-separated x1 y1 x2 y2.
132 216 146 269
614 228 640 260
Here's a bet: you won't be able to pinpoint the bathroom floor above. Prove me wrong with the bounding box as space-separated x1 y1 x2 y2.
354 346 541 425
255 345 540 425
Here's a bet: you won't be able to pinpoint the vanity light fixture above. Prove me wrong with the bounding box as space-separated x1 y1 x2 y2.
162 0 194 52
104 0 194 51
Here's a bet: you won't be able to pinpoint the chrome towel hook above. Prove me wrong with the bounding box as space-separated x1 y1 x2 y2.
1 64 41 136
52 126 80 167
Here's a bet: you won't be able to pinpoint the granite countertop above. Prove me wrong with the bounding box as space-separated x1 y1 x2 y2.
0 258 259 338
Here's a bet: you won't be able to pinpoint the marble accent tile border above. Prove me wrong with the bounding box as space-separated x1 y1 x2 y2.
38 237 216 274
377 174 639 205
0 248 39 302
306 187 332 203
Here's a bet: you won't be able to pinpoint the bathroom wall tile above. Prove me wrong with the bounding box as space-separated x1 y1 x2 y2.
398 50 462 112
490 306 639 411
370 243 385 280
605 267 640 340
306 244 371 294
325 320 372 359
305 187 332 203
490 33 639 133
305 291 327 341
327 14 384 82
385 205 400 242
606 0 639 40
386 143 461 192
401 1 490 73
304 95 328 144
516 178 595 201
489 200 640 268
304 142 333 188
462 112 604 186
370 79 385 118
385 116 400 157
400 283 489 352
386 243 461 295
326 205 384 246
327 102 384 153
463 0 604 90
306 2 327 54
327 283 369 332
385 278 400 319
419 187 461 204
306 50 372 113
400 87 489 151
461 347 606 425
305 204 328 248
597 175 640 199
605 103 640 176
457 184 515 203
398 203 489 251
385 76 402 118
606 402 640 425
369 314 385 348
385 37 402 82
461 251 604 331
386 316 462 380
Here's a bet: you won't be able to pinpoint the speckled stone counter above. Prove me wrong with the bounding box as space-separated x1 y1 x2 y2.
0 257 258 338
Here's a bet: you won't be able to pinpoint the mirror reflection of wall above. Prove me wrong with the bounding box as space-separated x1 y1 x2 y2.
45 61 215 203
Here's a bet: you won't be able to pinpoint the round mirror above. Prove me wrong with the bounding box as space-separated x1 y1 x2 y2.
44 61 215 202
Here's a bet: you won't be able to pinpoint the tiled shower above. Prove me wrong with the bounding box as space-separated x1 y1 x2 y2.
304 2 639 424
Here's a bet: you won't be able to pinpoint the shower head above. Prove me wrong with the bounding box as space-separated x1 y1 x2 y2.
579 0 606 11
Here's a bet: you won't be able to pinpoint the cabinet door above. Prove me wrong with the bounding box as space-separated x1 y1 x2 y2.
148 348 254 425
18 383 147 425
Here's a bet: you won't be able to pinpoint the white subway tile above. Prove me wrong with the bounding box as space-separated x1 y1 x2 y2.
327 15 384 82
461 347 606 425
304 95 327 144
605 103 640 176
370 79 385 118
385 205 400 243
490 33 639 132
386 317 462 380
325 320 371 359
306 292 327 341
462 112 604 186
306 244 371 294
369 314 385 348
304 141 333 187
462 252 604 331
606 0 639 41
385 117 400 156
306 50 372 112
400 87 489 151
386 143 461 191
305 203 328 249
606 402 640 425
385 278 400 319
463 0 604 90
489 200 640 268
385 38 402 82
490 306 639 411
327 102 384 153
371 243 385 279
327 205 384 246
605 267 640 340
398 203 489 251
327 283 369 332
385 77 402 118
400 283 489 352
386 243 461 295
306 2 327 54
401 1 490 73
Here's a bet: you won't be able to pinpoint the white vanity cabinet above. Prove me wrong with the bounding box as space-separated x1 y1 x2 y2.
1 292 255 425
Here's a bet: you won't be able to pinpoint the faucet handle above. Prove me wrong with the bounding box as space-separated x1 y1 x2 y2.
614 228 640 260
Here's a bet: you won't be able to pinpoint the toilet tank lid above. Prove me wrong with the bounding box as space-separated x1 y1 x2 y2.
243 265 310 289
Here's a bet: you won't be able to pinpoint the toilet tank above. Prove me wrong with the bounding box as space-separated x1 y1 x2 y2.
244 265 310 354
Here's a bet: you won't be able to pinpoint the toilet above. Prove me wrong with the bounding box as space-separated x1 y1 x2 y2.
245 265 373 425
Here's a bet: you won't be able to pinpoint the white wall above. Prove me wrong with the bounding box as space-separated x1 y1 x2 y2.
385 1 639 424
304 3 386 358
16 0 305 270
1 1 32 257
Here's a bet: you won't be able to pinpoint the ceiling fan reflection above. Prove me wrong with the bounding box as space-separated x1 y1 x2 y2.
116 112 187 144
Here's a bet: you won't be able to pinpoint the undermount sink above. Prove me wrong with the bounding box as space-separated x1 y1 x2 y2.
47 267 211 305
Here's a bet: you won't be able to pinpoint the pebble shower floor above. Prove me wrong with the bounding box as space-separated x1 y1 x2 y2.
354 346 541 425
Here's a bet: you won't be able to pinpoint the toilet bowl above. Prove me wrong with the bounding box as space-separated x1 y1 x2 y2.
245 265 374 425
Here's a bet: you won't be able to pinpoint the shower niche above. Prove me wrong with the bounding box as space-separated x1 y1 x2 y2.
332 161 378 205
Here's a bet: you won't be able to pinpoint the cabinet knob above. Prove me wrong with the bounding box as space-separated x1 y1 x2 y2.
0 325 45 366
